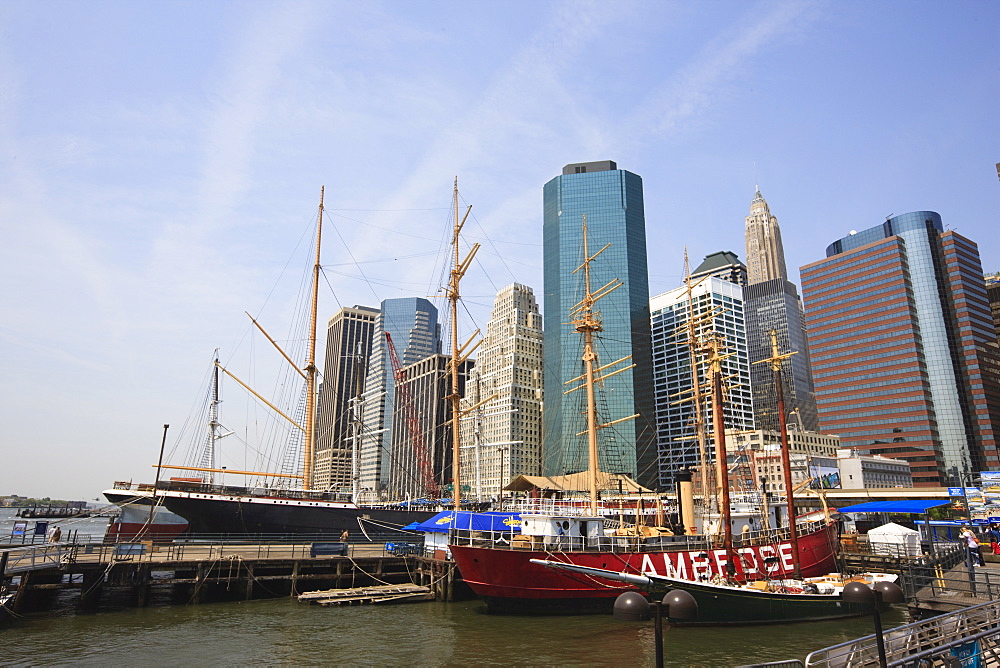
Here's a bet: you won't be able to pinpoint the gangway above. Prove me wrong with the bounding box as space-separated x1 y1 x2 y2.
805 598 1000 666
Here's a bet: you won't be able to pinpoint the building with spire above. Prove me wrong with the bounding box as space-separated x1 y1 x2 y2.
745 188 787 284
542 160 657 489
358 297 441 495
459 283 544 500
742 189 819 433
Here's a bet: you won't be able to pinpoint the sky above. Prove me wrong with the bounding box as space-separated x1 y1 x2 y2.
1 1 997 501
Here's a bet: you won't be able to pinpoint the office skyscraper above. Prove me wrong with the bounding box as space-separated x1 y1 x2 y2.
650 277 755 489
690 251 748 287
358 297 441 494
745 188 787 284
313 305 379 490
459 283 544 499
542 161 657 488
387 354 471 500
742 189 819 433
801 212 1000 485
744 279 819 432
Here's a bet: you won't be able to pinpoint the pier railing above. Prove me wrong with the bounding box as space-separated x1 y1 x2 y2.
805 598 1000 667
450 518 831 554
0 544 71 574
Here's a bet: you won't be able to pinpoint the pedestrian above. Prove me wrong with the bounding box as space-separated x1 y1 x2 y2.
989 524 1000 555
48 525 62 543
960 526 984 566
340 528 349 543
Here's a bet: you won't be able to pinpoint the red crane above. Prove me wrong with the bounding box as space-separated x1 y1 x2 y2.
384 332 439 499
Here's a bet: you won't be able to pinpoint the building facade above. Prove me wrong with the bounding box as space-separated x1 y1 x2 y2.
542 161 657 488
690 251 748 287
358 297 441 495
313 305 379 490
745 188 788 284
386 354 471 500
836 449 913 489
727 428 841 494
459 283 544 500
801 212 1000 486
650 276 755 490
744 279 820 432
986 272 1000 342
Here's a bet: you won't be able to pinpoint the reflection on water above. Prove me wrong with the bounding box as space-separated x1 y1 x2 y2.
1 596 909 667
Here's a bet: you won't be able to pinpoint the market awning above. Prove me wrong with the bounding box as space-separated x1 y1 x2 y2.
837 500 952 514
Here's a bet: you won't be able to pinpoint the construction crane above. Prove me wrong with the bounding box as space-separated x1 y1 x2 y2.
384 332 439 499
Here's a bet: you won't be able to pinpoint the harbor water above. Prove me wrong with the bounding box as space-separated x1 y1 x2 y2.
1 508 909 666
2 596 907 667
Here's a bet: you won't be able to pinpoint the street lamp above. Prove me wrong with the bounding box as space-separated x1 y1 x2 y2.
614 590 698 667
841 581 905 668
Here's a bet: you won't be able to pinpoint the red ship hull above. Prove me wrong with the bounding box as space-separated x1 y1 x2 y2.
450 522 839 614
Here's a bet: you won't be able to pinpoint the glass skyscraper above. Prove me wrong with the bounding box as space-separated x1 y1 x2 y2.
542 161 657 488
801 212 1000 485
650 277 755 489
358 297 441 494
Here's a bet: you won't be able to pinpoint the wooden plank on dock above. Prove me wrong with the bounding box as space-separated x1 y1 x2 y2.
298 583 432 606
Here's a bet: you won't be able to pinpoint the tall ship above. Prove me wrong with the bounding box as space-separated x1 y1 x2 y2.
450 221 841 615
152 184 482 535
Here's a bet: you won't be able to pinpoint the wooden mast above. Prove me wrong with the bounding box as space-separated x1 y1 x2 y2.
302 186 324 491
683 251 714 514
565 217 633 516
706 335 737 579
755 329 800 577
447 178 478 510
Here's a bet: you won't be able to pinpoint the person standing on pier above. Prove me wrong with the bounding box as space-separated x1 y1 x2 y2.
989 524 1000 555
961 526 984 566
340 528 349 543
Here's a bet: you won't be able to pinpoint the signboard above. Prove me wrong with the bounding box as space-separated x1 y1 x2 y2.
11 521 27 536
808 459 841 489
951 639 981 668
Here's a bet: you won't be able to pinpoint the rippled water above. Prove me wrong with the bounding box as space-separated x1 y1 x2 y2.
2 596 908 667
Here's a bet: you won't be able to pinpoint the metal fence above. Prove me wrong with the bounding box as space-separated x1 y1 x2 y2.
805 599 1000 667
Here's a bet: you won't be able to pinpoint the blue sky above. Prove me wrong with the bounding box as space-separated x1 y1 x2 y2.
1 1 997 500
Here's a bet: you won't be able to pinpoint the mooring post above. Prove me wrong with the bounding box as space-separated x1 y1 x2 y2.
244 564 254 600
79 569 105 611
135 564 151 607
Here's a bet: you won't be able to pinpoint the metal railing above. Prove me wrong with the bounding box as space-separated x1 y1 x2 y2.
0 544 71 574
1 536 427 571
805 599 1000 667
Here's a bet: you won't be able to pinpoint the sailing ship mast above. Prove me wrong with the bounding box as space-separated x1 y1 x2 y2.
704 334 737 579
754 329 800 577
565 216 635 516
681 251 715 515
302 186 324 490
446 178 480 511
154 190 322 489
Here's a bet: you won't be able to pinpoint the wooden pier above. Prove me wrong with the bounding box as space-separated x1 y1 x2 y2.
0 542 464 617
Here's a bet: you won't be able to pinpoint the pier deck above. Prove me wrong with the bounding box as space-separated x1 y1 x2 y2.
1 540 462 617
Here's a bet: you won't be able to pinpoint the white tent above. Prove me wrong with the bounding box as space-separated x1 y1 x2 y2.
867 522 922 557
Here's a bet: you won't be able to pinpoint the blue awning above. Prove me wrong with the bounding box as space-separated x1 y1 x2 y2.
838 500 952 514
415 511 522 534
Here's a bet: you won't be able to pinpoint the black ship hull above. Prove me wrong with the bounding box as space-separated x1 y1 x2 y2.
159 491 438 536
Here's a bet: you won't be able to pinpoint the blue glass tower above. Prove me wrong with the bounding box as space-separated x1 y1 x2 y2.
359 297 441 493
542 161 657 488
